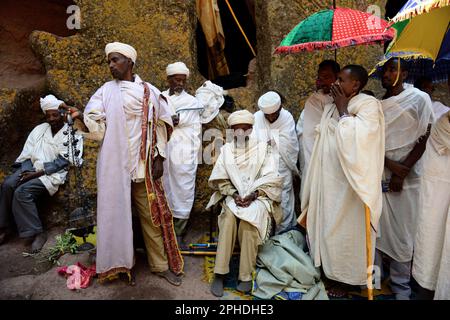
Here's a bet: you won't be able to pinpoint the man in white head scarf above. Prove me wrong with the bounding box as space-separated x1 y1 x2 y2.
206 109 283 297
65 42 184 286
254 91 300 234
162 62 203 241
0 94 83 253
376 58 434 300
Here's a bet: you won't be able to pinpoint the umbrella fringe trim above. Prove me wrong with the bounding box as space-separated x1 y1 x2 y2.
275 35 393 54
391 0 450 23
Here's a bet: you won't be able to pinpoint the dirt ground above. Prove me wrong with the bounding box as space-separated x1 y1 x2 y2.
0 214 218 300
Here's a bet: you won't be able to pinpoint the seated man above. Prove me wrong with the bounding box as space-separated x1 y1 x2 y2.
0 94 83 253
206 110 283 297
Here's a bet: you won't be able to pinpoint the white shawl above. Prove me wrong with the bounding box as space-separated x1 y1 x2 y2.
377 86 434 262
299 93 385 285
207 137 283 240
413 112 450 298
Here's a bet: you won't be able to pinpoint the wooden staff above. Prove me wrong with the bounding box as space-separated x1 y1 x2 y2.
365 204 374 300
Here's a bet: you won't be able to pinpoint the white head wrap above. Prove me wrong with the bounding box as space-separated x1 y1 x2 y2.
196 81 225 124
166 62 190 78
258 91 282 114
40 94 64 113
228 110 255 127
105 42 137 63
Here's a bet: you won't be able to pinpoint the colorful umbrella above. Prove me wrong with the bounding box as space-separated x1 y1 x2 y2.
370 52 450 83
274 7 394 54
386 5 450 62
390 0 450 23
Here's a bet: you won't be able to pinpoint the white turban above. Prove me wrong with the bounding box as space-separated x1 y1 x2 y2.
105 42 137 63
258 91 281 114
228 110 255 127
40 95 64 113
166 62 190 78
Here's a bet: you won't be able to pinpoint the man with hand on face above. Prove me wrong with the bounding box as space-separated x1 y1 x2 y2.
0 95 83 253
296 60 340 184
376 58 434 300
65 42 183 286
162 62 203 242
254 91 300 234
206 110 283 297
299 65 385 298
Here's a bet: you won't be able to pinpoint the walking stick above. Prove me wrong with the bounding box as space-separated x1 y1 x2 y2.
365 204 374 300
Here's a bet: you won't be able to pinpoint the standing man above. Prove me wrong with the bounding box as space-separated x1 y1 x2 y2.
254 91 299 234
0 95 83 253
162 62 203 241
299 65 385 298
297 60 340 180
66 42 183 286
207 110 283 297
376 58 434 300
413 111 450 300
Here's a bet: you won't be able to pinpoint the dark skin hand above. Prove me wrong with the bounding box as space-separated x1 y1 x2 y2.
172 114 180 127
233 191 258 208
59 104 89 132
18 170 45 186
386 126 431 192
330 69 359 116
330 83 351 116
152 154 165 180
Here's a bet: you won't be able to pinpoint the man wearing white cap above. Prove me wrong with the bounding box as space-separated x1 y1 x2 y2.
254 91 299 234
206 110 283 297
162 62 203 241
0 94 83 253
66 42 183 286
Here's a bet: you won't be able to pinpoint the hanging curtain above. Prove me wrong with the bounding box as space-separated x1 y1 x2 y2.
196 0 230 79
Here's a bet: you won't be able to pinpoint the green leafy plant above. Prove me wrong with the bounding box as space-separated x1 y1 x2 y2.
47 231 79 264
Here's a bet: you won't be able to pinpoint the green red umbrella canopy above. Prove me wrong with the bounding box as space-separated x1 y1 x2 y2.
275 7 394 54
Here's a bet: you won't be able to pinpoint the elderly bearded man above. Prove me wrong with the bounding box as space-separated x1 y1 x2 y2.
206 110 283 297
162 62 203 242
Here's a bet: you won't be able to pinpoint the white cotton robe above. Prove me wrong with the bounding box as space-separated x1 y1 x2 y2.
206 137 283 241
412 111 450 299
296 90 333 193
432 100 449 122
377 87 434 263
83 75 173 275
299 93 385 286
162 90 203 220
254 109 299 233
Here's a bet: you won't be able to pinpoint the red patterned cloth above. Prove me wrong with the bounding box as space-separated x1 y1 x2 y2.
57 263 97 290
331 7 393 45
143 83 184 276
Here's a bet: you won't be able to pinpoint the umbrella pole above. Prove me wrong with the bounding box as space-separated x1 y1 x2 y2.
365 204 374 300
